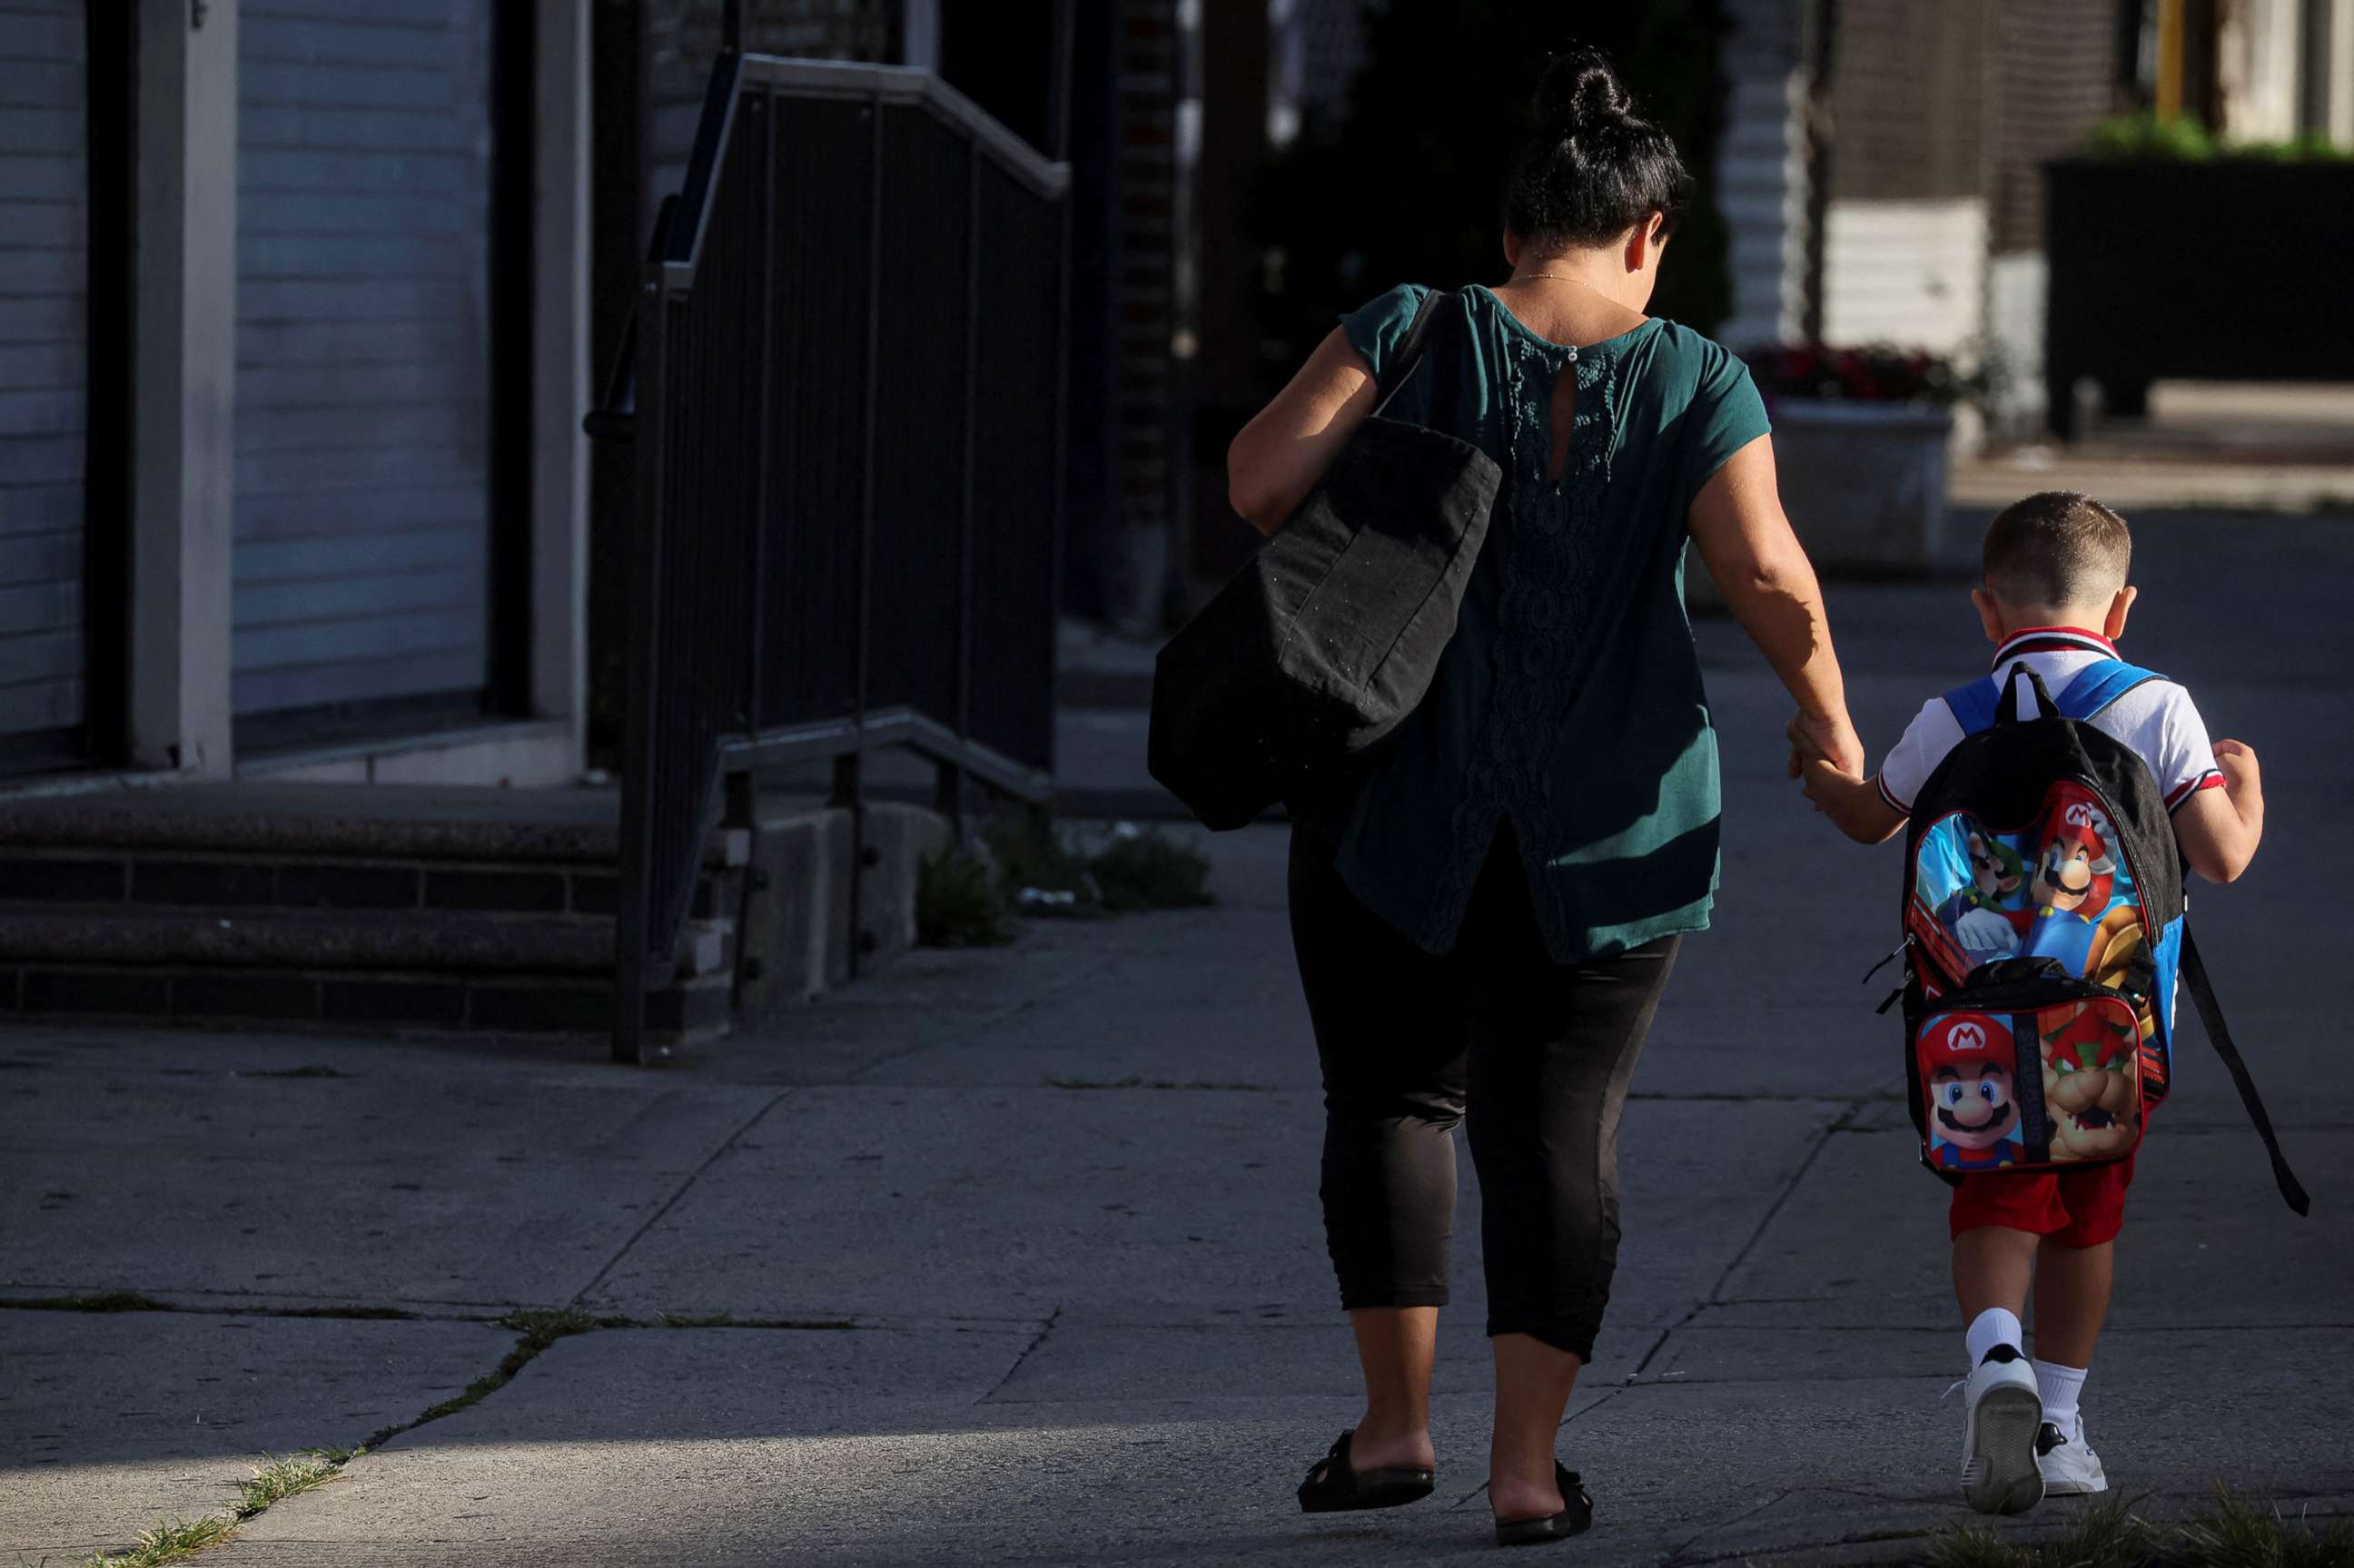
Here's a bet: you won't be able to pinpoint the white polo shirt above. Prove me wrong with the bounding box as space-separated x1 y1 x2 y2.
1874 626 2226 817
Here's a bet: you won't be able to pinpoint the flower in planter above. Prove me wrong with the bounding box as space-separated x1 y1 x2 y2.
1744 342 1973 408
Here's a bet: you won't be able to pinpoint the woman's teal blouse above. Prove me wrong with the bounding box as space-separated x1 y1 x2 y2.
1304 282 1771 962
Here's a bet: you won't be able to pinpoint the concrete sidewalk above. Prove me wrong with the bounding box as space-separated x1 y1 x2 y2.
6 510 2351 1566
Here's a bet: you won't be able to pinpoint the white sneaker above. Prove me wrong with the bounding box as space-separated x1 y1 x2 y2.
2036 1420 2110 1495
1957 1346 2045 1514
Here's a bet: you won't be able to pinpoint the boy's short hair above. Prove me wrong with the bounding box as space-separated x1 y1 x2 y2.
1982 491 2131 608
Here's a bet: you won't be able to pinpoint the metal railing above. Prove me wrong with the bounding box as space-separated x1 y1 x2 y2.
594 56 1070 1063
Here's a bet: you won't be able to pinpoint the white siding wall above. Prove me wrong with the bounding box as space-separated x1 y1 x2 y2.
1716 0 1810 351
0 0 87 739
1986 251 2046 434
1820 197 1988 355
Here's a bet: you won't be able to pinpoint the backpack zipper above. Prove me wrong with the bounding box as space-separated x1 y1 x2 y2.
1862 936 1910 986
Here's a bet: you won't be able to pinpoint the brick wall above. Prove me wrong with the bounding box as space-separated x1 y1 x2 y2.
1987 0 2119 254
1825 0 1990 203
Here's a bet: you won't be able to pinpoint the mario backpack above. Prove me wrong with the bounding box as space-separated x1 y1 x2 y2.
1883 660 2308 1212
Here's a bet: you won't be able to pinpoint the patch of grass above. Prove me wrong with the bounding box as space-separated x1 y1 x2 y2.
233 1449 356 1517
384 1309 621 1441
1924 1527 2027 1568
75 1514 236 1567
232 1064 349 1080
1087 826 1214 913
2037 1495 2158 1568
915 848 1014 948
2177 1489 2354 1566
262 1305 415 1321
1921 1491 2353 1568
497 1307 634 1338
66 1449 378 1565
654 1311 858 1330
2 1291 173 1314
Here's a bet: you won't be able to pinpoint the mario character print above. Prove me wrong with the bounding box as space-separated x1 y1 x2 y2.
2025 792 2142 981
1934 820 2031 965
1920 1012 2025 1171
2041 1001 2142 1161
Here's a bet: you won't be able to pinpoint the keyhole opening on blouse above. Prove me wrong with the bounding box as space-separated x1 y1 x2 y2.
1546 361 1578 482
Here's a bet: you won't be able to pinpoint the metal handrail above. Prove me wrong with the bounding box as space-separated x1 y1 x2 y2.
601 53 1071 1063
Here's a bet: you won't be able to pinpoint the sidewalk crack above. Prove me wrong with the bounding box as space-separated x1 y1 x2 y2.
1704 1095 1870 1306
980 1305 1062 1402
1663 1485 1792 1565
569 1089 796 1308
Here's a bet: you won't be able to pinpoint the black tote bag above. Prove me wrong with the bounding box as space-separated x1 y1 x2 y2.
1148 291 1501 830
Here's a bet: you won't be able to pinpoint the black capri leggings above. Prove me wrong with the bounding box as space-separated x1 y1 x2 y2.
1288 823 1678 1358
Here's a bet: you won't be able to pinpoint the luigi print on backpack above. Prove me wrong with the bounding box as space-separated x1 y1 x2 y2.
1909 778 2161 1175
1911 790 2147 999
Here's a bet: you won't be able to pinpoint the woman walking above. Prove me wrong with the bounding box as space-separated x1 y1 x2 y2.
1226 49 1867 1544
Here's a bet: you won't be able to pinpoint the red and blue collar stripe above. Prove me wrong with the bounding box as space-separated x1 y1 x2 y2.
1991 626 2117 666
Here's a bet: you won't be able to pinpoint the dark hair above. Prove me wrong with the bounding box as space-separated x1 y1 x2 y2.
1983 491 2132 607
1506 48 1692 250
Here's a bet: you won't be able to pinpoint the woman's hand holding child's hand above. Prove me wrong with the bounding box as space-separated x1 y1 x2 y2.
1785 710 1866 784
1786 712 1905 844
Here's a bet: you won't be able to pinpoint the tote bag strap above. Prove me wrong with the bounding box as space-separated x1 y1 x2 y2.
1370 289 1455 419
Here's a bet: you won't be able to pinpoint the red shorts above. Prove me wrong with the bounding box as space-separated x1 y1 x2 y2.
1948 1154 2135 1247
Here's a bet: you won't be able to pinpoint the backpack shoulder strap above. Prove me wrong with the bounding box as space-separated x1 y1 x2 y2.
2180 929 2310 1216
1943 676 2002 736
2054 658 2164 722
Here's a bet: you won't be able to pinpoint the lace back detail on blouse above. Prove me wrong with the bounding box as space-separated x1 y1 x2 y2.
1414 330 1620 952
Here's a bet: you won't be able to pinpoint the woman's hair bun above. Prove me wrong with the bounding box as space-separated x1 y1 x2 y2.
1535 47 1631 130
1507 44 1691 248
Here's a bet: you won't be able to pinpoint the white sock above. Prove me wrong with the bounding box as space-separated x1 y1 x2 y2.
2034 1358 2087 1441
1964 1307 2024 1367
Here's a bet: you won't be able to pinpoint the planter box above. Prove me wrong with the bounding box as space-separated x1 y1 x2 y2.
1690 399 1952 606
2044 159 2354 439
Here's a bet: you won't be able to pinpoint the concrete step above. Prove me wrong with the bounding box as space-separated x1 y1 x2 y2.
0 783 746 870
0 961 732 1040
0 784 619 862
0 849 620 916
0 904 613 974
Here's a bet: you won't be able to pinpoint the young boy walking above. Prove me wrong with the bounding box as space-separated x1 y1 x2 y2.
1792 491 2266 1513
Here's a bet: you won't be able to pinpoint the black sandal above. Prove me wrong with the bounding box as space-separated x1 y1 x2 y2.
1297 1429 1436 1514
1494 1462 1594 1546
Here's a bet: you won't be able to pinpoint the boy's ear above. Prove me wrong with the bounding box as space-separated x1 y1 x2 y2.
2103 585 2137 641
1971 587 2004 645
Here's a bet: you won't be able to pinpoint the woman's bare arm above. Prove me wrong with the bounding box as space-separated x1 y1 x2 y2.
1688 436 1865 776
1226 328 1379 535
